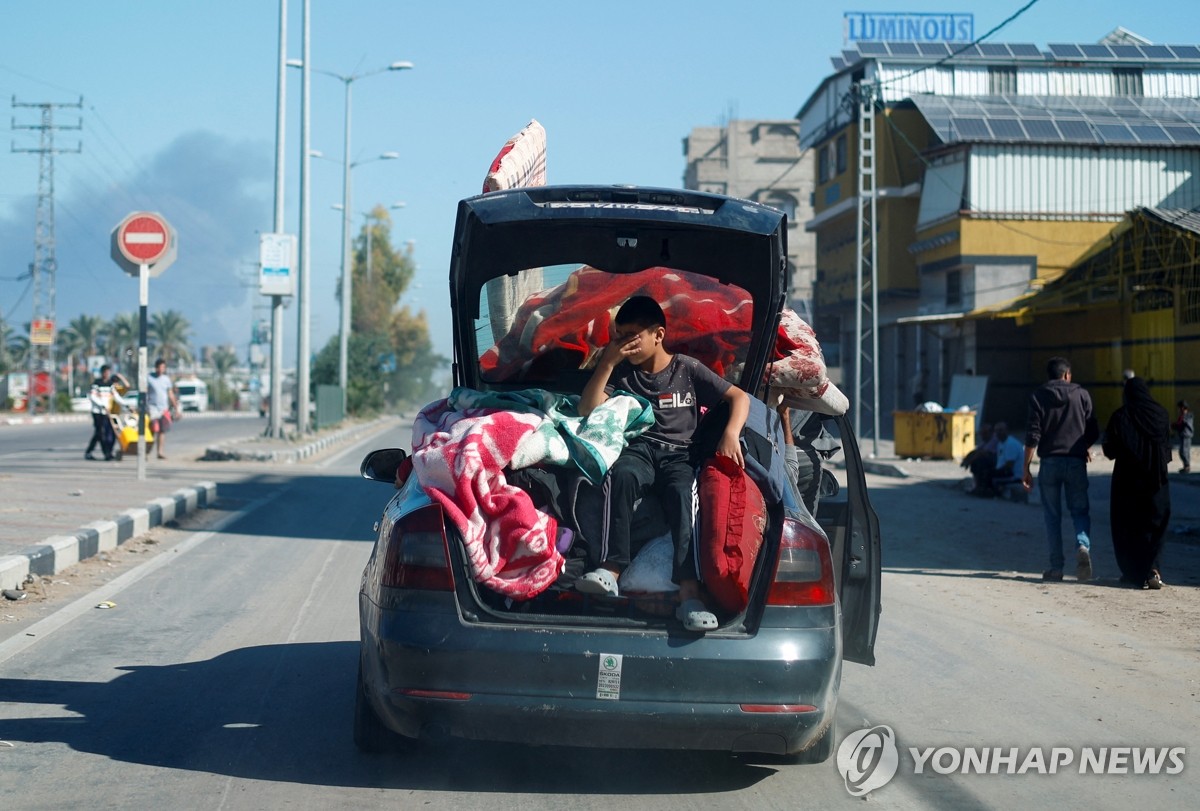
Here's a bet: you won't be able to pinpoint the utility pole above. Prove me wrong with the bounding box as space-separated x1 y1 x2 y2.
11 96 82 415
268 0 288 438
853 82 880 457
297 0 313 434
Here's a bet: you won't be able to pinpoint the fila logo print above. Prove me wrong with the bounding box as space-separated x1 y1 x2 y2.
657 392 695 409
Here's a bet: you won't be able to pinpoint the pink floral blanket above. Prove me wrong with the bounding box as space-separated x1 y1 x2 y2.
411 388 652 600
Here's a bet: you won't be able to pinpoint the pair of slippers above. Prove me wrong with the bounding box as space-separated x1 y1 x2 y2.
575 569 718 632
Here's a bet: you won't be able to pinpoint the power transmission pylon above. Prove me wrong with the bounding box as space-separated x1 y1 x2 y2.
11 96 83 414
853 81 880 457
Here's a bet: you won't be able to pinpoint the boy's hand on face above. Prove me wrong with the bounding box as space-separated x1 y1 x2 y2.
601 331 642 366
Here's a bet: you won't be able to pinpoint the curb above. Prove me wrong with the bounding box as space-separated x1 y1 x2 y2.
862 459 911 478
1 413 91 427
0 481 218 592
201 416 399 463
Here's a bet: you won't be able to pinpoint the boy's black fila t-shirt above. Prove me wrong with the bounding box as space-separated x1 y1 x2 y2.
606 354 731 448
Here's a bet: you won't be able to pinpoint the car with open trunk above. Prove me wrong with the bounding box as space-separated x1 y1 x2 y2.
355 185 881 761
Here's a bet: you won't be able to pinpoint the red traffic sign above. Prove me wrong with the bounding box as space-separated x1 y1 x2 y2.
118 213 170 264
112 211 178 277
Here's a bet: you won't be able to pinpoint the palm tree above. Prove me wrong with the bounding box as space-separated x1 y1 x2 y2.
210 345 238 411
106 312 139 376
0 319 18 374
150 309 193 367
66 314 105 358
56 328 86 381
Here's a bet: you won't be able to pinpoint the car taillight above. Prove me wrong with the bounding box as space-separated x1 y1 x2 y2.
381 505 454 591
765 517 836 607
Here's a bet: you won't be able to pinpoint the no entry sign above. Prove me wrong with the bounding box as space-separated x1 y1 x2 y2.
111 211 178 277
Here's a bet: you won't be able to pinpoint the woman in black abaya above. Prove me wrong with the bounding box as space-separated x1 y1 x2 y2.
1102 376 1172 589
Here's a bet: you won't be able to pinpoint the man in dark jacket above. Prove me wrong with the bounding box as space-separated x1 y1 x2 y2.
1022 357 1100 582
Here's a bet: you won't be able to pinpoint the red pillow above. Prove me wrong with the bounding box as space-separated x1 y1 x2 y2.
698 456 768 614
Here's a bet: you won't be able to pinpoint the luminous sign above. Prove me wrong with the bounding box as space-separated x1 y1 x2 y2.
844 11 975 43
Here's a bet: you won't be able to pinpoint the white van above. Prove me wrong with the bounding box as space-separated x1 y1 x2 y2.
176 378 209 412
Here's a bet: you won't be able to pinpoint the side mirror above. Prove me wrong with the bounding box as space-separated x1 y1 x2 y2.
360 448 408 484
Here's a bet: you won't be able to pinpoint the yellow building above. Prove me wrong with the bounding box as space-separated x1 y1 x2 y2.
797 36 1200 433
993 207 1200 419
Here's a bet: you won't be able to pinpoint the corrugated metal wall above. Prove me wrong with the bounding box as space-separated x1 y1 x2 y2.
874 64 1200 101
968 145 1200 216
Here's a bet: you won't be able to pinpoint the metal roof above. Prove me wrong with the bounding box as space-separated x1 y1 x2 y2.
907 94 1200 146
1142 207 1200 235
830 40 1200 70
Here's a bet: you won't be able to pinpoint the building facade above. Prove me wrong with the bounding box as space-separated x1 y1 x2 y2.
683 120 818 324
797 36 1200 433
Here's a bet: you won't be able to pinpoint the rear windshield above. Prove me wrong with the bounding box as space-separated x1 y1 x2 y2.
178 385 199 396
474 264 753 385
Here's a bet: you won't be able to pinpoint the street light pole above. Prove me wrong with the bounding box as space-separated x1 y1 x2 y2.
337 76 353 412
297 0 312 433
331 62 412 416
268 0 287 439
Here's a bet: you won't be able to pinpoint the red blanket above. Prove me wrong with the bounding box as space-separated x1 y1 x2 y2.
412 400 562 600
480 266 753 382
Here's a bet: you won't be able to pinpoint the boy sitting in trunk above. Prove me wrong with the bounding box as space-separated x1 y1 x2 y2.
576 295 750 632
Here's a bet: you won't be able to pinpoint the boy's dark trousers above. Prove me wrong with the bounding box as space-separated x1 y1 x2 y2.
606 438 695 583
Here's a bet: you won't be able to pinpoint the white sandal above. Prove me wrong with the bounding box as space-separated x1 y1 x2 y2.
576 568 620 597
676 598 718 632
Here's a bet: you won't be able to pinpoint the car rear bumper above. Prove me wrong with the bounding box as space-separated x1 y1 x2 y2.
360 592 841 755
374 690 833 755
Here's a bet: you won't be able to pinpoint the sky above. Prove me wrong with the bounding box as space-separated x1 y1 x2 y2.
0 0 1194 373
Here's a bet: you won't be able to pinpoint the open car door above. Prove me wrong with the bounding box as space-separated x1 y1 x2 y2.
817 414 882 665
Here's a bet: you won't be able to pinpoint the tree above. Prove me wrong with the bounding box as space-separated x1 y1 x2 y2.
336 205 442 414
106 312 139 374
2 323 30 373
65 314 105 359
150 310 193 366
210 345 239 411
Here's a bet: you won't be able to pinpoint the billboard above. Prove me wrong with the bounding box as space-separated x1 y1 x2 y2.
844 11 974 43
259 233 297 297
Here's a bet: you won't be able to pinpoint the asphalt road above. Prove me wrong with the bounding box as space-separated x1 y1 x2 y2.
0 412 262 464
0 431 1196 809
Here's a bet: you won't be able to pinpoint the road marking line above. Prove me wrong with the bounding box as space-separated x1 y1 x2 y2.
0 487 288 665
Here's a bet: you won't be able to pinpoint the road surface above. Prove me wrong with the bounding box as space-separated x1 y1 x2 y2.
0 433 1196 808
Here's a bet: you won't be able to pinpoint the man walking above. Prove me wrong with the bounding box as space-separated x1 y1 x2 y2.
1022 357 1100 582
147 358 179 460
85 365 128 461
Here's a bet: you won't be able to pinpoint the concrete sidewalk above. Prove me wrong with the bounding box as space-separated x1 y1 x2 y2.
0 414 405 592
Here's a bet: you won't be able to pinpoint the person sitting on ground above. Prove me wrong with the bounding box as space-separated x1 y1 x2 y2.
970 422 1022 497
962 422 998 492
576 295 749 633
990 422 1025 491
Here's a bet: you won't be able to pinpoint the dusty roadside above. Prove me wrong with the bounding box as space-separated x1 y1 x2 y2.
0 508 220 642
865 468 1200 681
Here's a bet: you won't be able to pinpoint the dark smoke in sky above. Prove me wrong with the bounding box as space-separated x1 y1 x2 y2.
1 130 272 359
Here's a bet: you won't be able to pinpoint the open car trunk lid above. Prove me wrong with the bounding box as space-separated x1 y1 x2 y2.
434 185 789 628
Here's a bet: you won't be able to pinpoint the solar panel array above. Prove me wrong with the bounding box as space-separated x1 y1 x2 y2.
908 95 1200 146
831 40 1200 70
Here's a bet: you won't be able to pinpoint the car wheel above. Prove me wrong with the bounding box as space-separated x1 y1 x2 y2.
354 660 396 753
